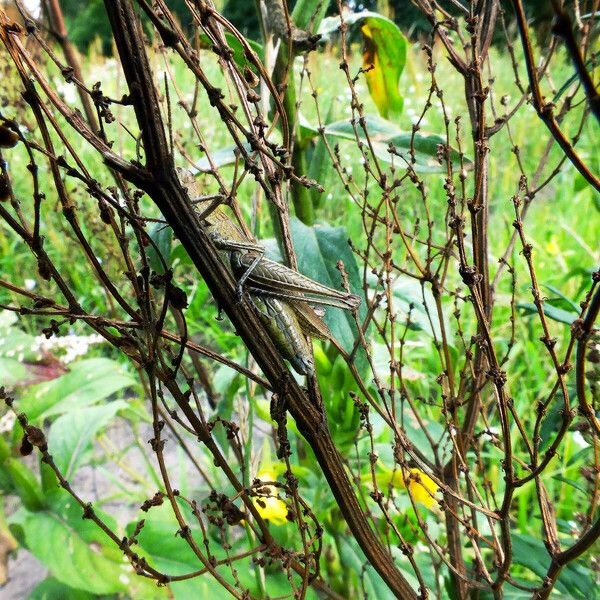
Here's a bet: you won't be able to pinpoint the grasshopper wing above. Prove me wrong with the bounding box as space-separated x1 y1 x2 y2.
234 254 360 311
292 301 332 341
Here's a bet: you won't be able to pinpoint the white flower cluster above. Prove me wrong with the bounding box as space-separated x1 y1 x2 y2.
33 333 106 364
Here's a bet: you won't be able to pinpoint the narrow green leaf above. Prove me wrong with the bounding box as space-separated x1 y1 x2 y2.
147 222 172 275
517 302 578 325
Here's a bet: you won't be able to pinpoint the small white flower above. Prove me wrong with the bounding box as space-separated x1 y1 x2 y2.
24 279 37 290
0 412 16 434
573 431 589 448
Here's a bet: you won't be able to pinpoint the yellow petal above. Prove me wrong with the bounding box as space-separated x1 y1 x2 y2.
255 495 289 525
254 471 289 526
392 468 438 508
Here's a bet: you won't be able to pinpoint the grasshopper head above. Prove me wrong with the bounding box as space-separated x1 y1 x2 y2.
291 353 315 377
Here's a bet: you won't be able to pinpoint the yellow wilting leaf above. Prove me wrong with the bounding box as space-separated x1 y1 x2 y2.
359 16 407 120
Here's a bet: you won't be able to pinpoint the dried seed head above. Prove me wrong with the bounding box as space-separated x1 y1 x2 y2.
167 283 188 310
0 173 10 202
0 124 19 148
243 65 260 88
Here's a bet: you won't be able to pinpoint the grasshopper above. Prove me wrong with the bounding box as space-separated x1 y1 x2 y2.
177 168 360 375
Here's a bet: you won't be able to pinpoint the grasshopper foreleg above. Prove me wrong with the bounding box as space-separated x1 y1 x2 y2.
207 230 266 300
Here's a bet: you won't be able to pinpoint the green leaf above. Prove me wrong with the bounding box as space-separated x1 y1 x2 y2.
517 302 578 325
322 115 470 173
292 0 330 32
0 357 29 387
199 32 264 73
307 102 335 209
511 534 595 598
147 222 172 275
389 275 453 342
5 458 45 511
27 577 94 600
290 218 365 354
319 11 407 120
338 536 402 598
47 401 127 479
191 142 252 173
18 358 137 422
541 284 580 312
0 325 41 363
128 509 235 598
14 496 127 596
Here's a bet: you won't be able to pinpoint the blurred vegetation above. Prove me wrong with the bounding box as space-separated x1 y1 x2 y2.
55 0 558 54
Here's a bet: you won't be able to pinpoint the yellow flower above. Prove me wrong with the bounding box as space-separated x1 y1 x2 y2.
545 236 560 255
253 470 289 526
391 468 438 509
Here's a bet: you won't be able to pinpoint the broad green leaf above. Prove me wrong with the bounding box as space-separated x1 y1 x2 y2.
208 114 469 174
0 357 29 387
511 534 595 598
319 11 407 119
5 458 45 511
129 508 318 599
27 577 94 600
338 536 399 598
538 400 565 451
517 302 578 325
128 515 225 598
324 116 469 173
0 325 41 363
14 495 127 596
290 218 365 355
147 222 172 275
18 358 137 422
47 401 127 479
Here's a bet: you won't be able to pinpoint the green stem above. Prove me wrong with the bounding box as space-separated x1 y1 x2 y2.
272 45 315 225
